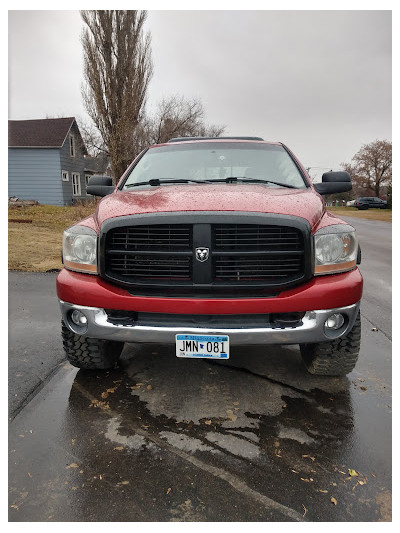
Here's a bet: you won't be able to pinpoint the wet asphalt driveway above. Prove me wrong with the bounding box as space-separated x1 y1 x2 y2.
8 217 391 522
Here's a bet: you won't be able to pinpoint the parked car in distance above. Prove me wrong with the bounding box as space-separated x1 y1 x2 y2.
354 197 388 210
346 200 356 207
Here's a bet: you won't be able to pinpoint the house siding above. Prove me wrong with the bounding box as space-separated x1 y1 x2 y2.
59 122 90 205
8 148 63 205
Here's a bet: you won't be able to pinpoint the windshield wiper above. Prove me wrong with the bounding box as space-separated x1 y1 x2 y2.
206 177 299 189
125 178 212 188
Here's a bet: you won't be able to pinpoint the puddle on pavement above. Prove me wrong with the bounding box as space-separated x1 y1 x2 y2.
61 342 391 520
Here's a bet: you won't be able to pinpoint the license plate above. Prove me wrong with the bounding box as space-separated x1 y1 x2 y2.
175 334 229 359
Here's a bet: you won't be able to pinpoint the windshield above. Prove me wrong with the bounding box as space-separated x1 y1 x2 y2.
122 142 307 189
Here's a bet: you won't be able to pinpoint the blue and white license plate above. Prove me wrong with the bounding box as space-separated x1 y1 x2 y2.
175 334 229 359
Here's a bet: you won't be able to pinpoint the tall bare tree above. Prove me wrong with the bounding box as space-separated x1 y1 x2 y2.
341 140 392 198
81 10 153 181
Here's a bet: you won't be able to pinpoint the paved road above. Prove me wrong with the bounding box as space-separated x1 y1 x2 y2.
341 216 392 340
8 217 392 521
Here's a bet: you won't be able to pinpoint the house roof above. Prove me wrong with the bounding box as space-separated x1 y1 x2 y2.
8 117 78 148
84 153 110 174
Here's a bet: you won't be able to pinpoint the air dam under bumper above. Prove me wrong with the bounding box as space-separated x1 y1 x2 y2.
59 301 360 345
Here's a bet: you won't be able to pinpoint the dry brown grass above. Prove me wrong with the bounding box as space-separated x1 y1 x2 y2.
327 206 392 222
8 204 96 272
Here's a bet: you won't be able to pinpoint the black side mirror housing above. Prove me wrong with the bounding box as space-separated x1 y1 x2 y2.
86 175 115 197
313 171 352 195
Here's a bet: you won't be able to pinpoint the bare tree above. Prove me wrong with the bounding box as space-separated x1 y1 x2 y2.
76 116 107 157
81 10 153 181
342 140 392 198
147 95 225 145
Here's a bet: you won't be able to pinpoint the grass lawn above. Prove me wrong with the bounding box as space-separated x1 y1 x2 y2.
327 206 392 222
8 204 96 272
8 203 392 272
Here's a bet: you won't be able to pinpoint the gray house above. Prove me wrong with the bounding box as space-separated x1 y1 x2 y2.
8 117 108 205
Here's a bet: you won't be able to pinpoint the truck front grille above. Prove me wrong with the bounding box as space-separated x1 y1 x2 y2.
101 215 310 296
105 225 192 281
213 224 302 282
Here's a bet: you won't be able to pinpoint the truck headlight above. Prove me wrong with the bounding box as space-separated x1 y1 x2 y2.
314 225 358 275
63 226 98 274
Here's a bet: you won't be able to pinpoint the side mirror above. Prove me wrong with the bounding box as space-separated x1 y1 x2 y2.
313 171 352 195
86 175 115 197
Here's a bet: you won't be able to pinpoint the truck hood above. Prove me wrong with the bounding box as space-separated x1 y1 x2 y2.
94 184 325 231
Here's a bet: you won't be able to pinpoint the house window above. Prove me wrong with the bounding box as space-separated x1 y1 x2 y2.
69 135 75 157
72 173 81 196
62 170 69 182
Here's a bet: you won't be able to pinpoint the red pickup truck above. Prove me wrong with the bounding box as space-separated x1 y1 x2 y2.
57 137 362 375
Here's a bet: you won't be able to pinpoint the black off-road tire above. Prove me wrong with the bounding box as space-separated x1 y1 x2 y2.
62 321 124 370
300 311 361 376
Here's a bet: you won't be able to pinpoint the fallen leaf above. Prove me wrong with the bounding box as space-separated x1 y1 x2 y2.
348 469 358 477
101 392 109 399
147 385 152 390
301 478 310 482
291 469 299 474
10 505 19 510
166 488 171 494
107 388 116 393
302 504 307 517
338 470 346 475
360 386 367 391
233 401 239 406
319 490 328 493
302 455 316 461
121 481 129 485
66 463 79 469
371 327 378 332
204 420 212 425
114 446 124 451
331 497 337 506
27 473 32 478
71 486 78 491
226 409 237 422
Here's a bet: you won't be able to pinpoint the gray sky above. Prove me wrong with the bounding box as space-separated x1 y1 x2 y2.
8 9 392 178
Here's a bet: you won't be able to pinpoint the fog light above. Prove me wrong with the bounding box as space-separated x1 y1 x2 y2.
325 313 345 330
71 310 88 326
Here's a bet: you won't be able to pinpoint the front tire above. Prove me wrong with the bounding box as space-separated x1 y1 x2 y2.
62 321 124 370
300 312 361 376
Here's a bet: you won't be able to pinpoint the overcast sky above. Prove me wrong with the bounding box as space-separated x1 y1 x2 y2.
8 9 392 178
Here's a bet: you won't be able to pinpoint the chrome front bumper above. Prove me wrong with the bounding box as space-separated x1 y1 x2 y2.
59 300 360 345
